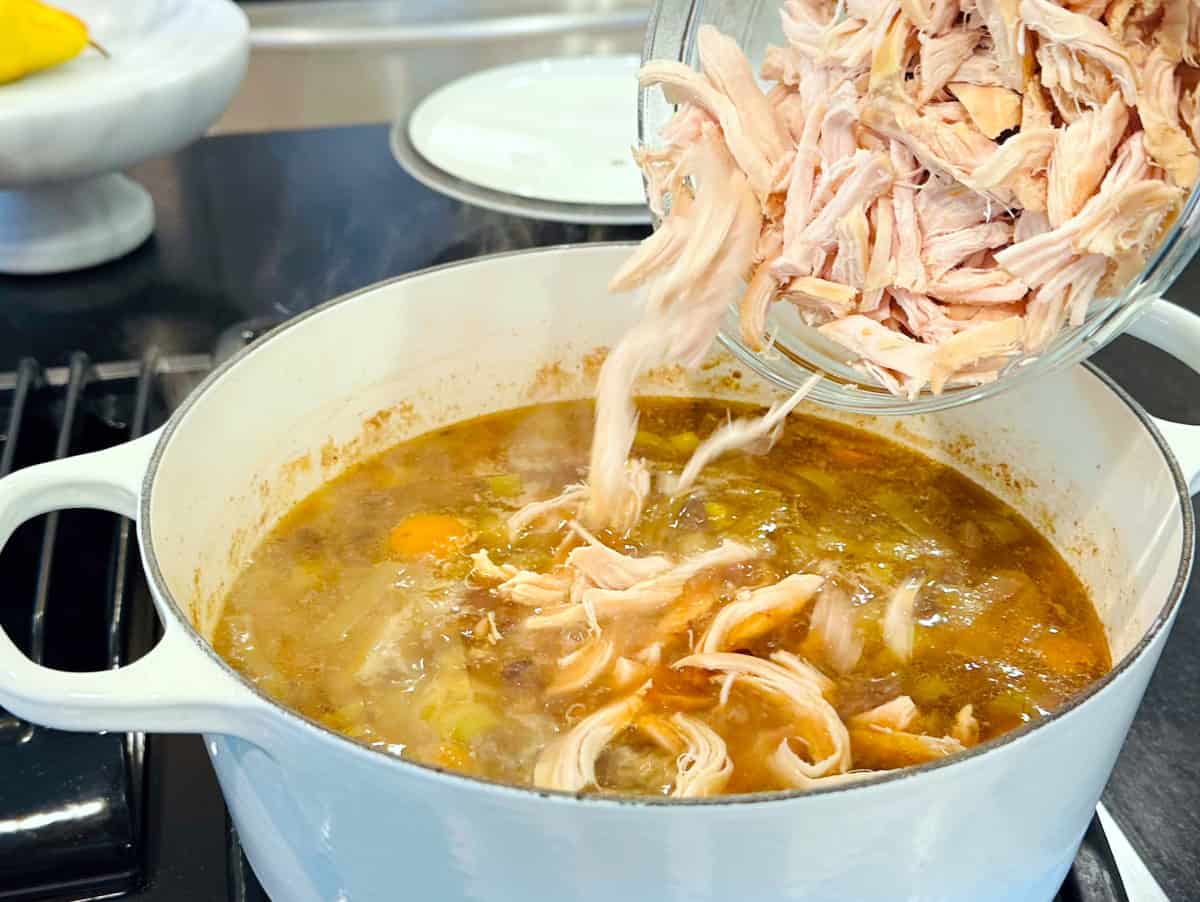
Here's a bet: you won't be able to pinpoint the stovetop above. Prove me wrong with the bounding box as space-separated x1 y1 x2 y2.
0 123 1197 901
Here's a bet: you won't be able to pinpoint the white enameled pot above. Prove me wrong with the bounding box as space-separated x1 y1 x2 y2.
1 244 1198 902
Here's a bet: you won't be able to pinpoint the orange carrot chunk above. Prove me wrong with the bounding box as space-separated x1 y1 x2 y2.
388 514 473 558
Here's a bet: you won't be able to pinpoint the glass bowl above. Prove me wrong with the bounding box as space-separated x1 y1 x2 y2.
638 0 1200 414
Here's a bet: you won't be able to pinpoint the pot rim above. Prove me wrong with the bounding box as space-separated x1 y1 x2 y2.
139 241 1195 807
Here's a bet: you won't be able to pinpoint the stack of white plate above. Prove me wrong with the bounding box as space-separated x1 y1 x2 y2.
391 56 651 226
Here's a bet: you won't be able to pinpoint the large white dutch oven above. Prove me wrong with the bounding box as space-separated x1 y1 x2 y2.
1 244 1199 902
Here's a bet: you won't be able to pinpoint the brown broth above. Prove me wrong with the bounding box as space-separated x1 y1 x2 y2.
213 398 1110 795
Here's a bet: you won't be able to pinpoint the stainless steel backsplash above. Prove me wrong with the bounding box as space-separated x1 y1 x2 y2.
215 1 649 134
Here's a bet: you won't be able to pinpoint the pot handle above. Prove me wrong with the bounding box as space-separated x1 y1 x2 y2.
1126 298 1200 494
0 430 264 737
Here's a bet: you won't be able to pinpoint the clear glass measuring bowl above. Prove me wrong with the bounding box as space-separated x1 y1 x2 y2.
638 0 1200 414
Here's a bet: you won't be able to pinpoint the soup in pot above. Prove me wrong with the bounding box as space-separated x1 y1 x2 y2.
213 398 1109 796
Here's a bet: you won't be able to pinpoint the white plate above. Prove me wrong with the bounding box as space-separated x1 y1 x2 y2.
391 120 650 226
408 56 646 208
1096 804 1169 901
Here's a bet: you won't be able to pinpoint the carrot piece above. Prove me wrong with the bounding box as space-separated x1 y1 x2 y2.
388 514 473 558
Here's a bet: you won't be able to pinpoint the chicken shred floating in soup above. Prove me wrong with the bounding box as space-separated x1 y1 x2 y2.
214 399 1109 796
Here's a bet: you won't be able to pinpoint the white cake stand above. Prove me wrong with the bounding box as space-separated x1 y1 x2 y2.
0 0 249 275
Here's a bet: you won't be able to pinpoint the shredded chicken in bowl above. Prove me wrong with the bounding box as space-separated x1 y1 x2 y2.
623 1 1197 399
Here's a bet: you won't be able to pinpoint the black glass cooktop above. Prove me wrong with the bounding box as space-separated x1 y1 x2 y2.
0 123 1196 901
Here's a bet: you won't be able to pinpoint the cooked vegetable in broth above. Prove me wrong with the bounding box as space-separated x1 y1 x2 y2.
214 399 1109 796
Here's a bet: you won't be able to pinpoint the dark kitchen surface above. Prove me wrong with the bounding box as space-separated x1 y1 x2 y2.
0 123 1195 900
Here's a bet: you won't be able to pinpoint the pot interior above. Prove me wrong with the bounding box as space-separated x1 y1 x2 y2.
146 245 1187 675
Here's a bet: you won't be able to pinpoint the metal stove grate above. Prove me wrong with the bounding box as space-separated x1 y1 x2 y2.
0 327 1128 902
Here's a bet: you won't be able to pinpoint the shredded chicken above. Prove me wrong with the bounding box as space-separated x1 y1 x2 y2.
611 656 648 688
496 569 574 607
469 550 518 584
952 703 982 745
532 687 647 792
807 584 864 674
1046 94 1130 226
862 198 896 309
848 695 920 731
919 30 982 105
484 611 503 644
893 289 958 343
638 714 687 755
781 276 858 319
523 540 758 631
636 64 773 199
1022 0 1138 104
926 267 1029 304
675 651 853 778
1025 253 1107 347
930 316 1024 392
508 485 589 539
773 649 838 698
739 258 784 350
666 373 822 496
769 747 881 789
948 83 1022 139
819 316 936 399
699 573 825 652
997 132 1183 324
636 642 664 667
952 49 1007 89
548 638 616 696
967 128 1056 205
471 552 580 606
1137 47 1200 188
778 150 895 275
590 119 762 528
656 586 724 638
565 521 673 589
974 0 1024 90
923 219 1013 277
623 9 1194 398
670 713 735 797
849 724 966 768
883 576 924 661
